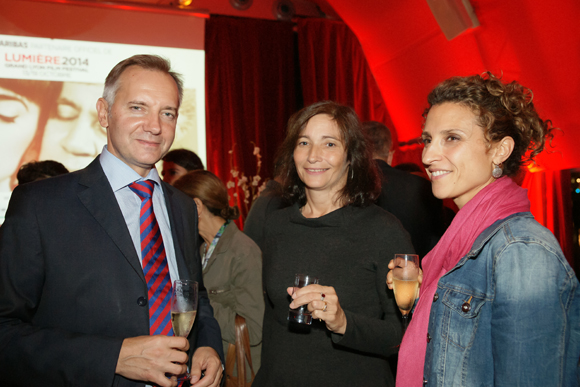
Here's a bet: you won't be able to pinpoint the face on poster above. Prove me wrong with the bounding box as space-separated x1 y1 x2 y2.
0 34 205 223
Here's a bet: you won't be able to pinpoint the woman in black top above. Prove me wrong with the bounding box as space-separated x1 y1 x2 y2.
254 101 414 387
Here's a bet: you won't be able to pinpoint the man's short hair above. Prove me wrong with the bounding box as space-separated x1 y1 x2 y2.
362 121 392 159
162 149 204 171
17 160 69 185
102 54 184 109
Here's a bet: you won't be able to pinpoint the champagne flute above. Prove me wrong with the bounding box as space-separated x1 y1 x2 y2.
392 254 420 333
171 280 198 381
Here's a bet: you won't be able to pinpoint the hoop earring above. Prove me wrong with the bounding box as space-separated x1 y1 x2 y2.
350 165 354 180
492 163 503 179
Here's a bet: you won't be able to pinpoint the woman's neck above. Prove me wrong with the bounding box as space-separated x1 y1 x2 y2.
301 189 343 218
199 213 227 246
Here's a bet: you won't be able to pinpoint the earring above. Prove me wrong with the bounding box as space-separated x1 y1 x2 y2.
350 165 354 180
492 163 503 179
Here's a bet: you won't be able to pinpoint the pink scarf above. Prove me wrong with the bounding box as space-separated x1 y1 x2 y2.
396 177 530 386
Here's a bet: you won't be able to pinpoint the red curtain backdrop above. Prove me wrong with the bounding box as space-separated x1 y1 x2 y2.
522 169 574 266
205 16 297 223
297 19 396 135
204 15 574 268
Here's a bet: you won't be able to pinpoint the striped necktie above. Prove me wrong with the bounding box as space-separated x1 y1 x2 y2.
129 180 174 336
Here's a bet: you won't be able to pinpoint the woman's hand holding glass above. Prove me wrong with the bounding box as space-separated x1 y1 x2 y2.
288 285 347 334
386 258 423 315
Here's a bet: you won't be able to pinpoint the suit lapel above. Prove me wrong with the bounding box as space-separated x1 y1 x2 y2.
77 159 145 283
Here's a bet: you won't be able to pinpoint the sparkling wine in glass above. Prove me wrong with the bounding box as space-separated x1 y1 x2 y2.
171 280 198 381
392 254 420 333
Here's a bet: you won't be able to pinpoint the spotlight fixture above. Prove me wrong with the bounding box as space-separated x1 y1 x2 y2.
230 0 253 11
272 0 295 21
178 0 193 7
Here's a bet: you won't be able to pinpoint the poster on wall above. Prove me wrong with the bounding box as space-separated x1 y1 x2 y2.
0 34 205 223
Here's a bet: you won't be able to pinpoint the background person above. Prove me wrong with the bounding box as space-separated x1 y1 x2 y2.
174 170 264 380
161 148 204 185
0 55 223 387
363 121 446 258
389 72 580 386
16 160 69 185
254 101 414 387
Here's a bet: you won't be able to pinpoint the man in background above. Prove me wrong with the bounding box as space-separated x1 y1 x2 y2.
162 148 204 185
0 54 223 387
363 121 446 258
16 160 69 185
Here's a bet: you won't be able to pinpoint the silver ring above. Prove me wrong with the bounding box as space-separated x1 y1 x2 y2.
323 302 328 312
320 293 325 301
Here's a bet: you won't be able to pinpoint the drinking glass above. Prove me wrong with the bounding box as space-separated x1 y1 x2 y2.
288 274 319 325
392 254 420 333
171 280 198 381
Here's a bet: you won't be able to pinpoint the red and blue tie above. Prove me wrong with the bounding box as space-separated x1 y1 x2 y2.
129 180 174 336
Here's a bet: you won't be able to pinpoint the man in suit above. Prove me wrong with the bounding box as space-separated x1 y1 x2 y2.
362 121 446 258
0 55 223 387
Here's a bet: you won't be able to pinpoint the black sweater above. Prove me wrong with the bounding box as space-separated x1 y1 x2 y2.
254 203 414 387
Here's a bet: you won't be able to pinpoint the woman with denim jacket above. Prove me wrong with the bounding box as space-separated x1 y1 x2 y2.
388 72 580 386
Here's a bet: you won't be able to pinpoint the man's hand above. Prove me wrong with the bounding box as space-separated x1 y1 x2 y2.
189 346 223 387
116 335 189 387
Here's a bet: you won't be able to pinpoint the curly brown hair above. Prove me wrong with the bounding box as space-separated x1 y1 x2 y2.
423 72 555 177
275 101 380 208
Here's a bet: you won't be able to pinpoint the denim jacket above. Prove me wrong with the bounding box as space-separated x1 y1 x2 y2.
423 212 580 387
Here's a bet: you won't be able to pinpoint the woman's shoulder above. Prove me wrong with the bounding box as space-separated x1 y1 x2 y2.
349 204 408 229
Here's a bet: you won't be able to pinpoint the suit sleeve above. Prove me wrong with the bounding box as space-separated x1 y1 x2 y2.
0 184 122 386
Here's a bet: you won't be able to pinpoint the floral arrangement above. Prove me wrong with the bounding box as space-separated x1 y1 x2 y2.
226 141 269 218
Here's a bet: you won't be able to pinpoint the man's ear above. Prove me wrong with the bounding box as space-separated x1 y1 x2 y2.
387 149 396 166
96 98 109 129
493 136 515 165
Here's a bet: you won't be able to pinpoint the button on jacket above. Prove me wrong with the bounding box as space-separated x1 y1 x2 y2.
423 212 580 387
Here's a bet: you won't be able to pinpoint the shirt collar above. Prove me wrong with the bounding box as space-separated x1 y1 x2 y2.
99 145 163 192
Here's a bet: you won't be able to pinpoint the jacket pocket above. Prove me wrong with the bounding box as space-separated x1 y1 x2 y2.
441 289 485 349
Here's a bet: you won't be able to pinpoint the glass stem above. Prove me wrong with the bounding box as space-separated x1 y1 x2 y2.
402 314 410 335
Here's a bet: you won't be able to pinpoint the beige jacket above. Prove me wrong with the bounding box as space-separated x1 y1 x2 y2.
202 222 264 375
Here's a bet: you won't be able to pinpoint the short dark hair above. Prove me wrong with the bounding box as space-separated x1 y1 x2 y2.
17 160 69 185
102 54 183 108
423 72 555 177
173 170 239 221
362 121 392 158
162 149 204 171
276 101 380 207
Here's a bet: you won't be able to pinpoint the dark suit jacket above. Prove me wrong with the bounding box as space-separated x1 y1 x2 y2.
375 159 446 258
0 158 223 386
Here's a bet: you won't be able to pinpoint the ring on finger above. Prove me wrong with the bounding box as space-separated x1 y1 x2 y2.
323 302 328 312
320 293 325 301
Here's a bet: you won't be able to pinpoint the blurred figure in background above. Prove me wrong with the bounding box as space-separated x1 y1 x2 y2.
39 82 106 172
174 170 264 380
17 160 69 185
363 121 446 258
162 148 204 185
